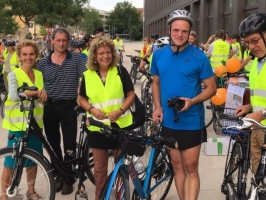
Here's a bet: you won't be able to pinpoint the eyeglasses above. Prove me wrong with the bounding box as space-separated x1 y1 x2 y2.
244 34 265 47
97 52 112 56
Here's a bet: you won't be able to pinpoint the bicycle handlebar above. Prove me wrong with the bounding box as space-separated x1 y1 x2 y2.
17 82 38 100
219 114 266 130
88 117 178 149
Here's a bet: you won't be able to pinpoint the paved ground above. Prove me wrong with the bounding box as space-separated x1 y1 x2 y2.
0 41 232 200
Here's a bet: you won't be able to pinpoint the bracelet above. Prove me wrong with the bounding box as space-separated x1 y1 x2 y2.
119 108 125 114
88 106 94 114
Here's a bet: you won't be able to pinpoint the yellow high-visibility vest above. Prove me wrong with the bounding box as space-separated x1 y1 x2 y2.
249 58 266 125
113 39 123 50
3 52 20 73
231 42 242 60
2 68 44 131
140 45 151 58
82 49 89 56
84 66 132 131
243 50 253 76
210 40 230 68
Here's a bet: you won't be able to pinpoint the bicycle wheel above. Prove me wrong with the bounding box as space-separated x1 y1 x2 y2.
0 93 7 119
224 143 243 199
204 101 214 128
132 148 174 200
84 144 114 185
0 147 55 200
99 168 130 200
120 52 123 63
130 65 137 85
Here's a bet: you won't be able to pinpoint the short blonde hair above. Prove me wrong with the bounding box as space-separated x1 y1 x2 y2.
16 39 39 57
87 36 118 71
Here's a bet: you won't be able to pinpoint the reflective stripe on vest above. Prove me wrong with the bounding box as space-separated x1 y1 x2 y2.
231 43 242 59
210 40 230 68
113 39 123 50
3 52 20 72
249 58 266 125
84 66 132 131
2 68 44 131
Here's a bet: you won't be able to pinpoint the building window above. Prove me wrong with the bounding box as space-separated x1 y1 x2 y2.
245 0 258 6
223 0 232 11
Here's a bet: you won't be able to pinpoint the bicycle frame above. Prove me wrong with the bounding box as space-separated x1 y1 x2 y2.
104 140 173 199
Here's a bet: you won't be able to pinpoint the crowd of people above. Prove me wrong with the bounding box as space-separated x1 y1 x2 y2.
0 9 265 200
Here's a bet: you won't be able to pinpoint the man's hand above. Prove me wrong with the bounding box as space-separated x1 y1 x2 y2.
179 97 194 112
91 109 108 120
234 104 252 116
245 110 264 123
107 110 122 122
152 108 163 124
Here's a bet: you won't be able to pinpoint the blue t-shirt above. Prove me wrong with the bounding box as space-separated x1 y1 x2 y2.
150 44 214 130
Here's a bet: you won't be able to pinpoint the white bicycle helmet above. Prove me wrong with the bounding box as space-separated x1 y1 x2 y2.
157 37 169 47
167 10 194 26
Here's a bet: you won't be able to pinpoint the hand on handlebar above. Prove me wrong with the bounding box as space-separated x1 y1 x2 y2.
107 109 123 122
235 104 252 116
37 90 47 102
245 110 265 124
90 108 108 121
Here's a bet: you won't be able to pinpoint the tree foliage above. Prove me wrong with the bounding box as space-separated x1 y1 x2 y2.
106 1 143 40
0 9 18 35
39 26 48 37
1 0 88 30
79 8 104 34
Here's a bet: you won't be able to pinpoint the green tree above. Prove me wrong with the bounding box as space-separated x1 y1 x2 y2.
0 9 18 35
79 8 104 34
39 26 48 37
106 1 143 40
1 0 88 32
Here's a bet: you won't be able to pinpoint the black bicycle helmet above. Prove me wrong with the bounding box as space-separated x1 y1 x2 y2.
83 34 92 42
5 40 16 46
239 13 266 38
151 33 159 40
73 40 86 49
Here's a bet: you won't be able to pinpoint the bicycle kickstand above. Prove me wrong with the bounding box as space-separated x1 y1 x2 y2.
75 174 88 200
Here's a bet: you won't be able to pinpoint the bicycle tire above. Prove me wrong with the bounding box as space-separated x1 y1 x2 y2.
204 101 214 128
0 93 7 119
132 148 174 200
130 65 137 84
225 143 243 199
0 147 55 200
99 168 130 200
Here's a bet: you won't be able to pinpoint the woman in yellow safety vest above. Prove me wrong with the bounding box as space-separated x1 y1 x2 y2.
1 40 47 200
78 36 134 200
0 40 20 92
230 34 243 61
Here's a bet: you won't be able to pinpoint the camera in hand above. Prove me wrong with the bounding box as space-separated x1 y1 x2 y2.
167 97 185 112
167 97 185 123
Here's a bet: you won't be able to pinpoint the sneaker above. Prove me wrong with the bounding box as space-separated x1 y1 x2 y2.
55 176 63 193
61 183 73 195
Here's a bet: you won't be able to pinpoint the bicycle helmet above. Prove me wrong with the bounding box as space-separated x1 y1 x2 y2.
239 13 266 37
167 10 194 26
83 34 92 42
151 33 159 40
157 37 169 47
5 40 16 46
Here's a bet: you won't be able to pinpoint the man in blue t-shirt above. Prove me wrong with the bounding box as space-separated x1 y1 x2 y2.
150 9 216 200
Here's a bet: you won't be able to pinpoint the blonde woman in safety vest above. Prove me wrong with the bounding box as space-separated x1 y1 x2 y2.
240 48 255 77
230 33 243 61
235 13 266 174
1 40 47 200
78 36 134 200
0 40 20 92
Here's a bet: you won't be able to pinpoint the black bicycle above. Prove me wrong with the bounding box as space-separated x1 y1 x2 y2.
219 115 266 200
0 64 7 118
127 55 141 85
0 82 104 199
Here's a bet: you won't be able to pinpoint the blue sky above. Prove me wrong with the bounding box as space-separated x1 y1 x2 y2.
90 0 143 11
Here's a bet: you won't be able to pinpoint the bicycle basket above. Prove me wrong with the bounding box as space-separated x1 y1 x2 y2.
213 107 241 136
121 138 145 157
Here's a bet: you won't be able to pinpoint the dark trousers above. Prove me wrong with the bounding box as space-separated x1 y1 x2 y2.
43 100 77 185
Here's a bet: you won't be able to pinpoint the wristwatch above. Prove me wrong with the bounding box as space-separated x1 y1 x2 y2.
263 109 266 119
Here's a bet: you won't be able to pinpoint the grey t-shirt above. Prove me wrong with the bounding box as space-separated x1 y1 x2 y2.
4 54 12 73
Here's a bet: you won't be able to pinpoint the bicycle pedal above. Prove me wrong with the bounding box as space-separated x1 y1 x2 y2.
76 190 88 199
66 150 74 156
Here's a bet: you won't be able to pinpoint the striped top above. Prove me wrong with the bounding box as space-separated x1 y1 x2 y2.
38 50 87 99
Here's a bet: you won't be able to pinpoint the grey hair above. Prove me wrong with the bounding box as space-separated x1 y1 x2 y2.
51 28 70 40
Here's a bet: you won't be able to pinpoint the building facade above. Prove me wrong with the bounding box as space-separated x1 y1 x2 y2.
144 0 266 43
